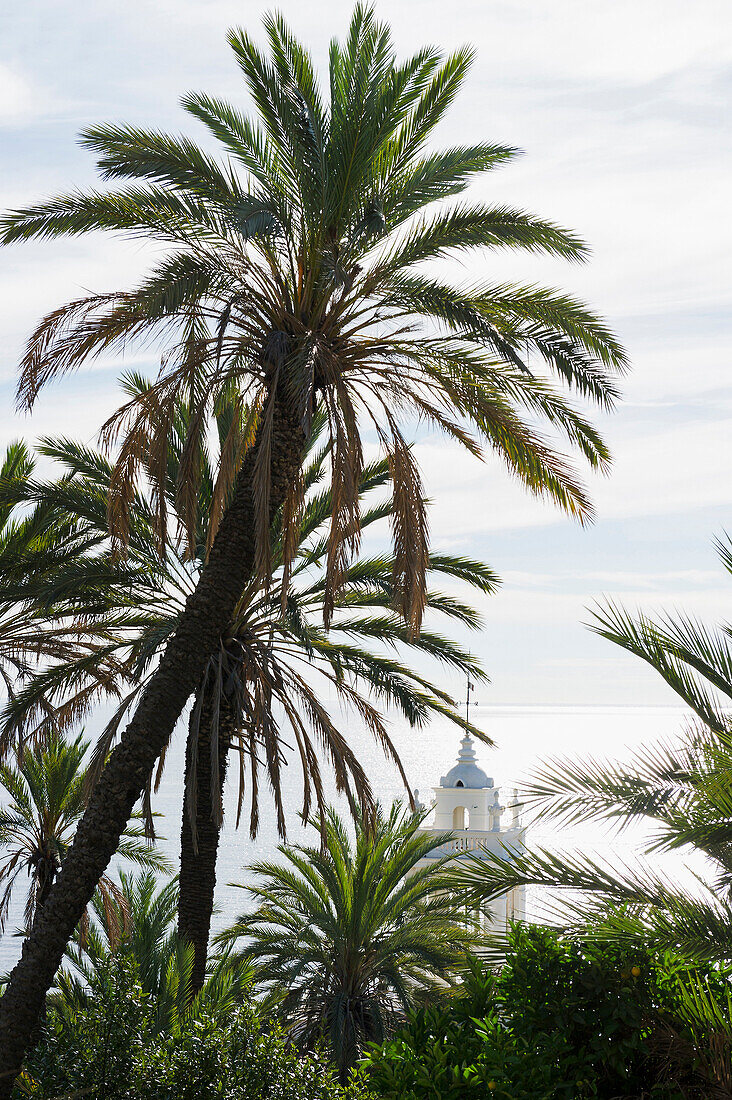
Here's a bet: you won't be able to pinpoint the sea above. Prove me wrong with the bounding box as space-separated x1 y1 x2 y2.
0 704 694 975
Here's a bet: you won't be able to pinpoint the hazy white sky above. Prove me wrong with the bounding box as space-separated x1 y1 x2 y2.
1 0 731 706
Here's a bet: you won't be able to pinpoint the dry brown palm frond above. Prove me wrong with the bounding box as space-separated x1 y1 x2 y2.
382 421 429 636
77 874 131 953
107 391 171 552
320 379 363 627
18 293 121 411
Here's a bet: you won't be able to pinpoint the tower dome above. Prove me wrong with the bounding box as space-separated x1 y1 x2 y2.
440 731 492 790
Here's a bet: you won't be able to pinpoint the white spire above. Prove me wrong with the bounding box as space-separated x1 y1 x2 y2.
440 729 492 789
456 730 478 764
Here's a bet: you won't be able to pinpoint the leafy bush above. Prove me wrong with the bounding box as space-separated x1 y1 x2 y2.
362 924 730 1099
131 1010 370 1100
17 956 150 1099
16 955 371 1100
363 1004 582 1099
495 924 654 1095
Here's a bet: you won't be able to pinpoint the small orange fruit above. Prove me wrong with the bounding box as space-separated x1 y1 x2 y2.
631 965 641 978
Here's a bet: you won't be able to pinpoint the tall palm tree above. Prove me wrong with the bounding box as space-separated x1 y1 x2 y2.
218 801 479 1081
3 378 496 990
0 10 626 1086
456 534 732 963
0 731 167 938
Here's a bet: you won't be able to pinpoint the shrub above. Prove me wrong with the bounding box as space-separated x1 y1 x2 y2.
17 956 150 1100
131 1010 370 1100
362 924 729 1099
495 923 654 1095
17 955 372 1100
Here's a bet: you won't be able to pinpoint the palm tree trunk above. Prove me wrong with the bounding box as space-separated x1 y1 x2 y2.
0 398 305 1096
33 869 55 920
177 686 233 993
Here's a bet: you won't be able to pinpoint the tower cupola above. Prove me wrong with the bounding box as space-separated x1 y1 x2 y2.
440 731 492 790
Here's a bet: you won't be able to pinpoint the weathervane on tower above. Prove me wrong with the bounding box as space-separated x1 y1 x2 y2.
465 666 477 730
465 676 474 728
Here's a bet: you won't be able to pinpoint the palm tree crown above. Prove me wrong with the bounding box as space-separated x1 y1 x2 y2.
3 379 496 830
0 731 167 935
1 5 626 632
1 379 497 991
218 801 480 1081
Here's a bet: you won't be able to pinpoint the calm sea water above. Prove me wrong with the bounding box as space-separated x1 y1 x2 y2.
0 704 691 974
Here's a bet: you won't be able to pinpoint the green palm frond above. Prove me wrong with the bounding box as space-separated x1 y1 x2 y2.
456 534 732 967
218 801 479 1080
54 871 253 1034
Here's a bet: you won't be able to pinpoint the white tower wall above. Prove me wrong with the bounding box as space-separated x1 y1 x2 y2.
414 729 528 933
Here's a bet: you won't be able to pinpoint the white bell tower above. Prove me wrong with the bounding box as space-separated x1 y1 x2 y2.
415 703 528 930
433 730 504 833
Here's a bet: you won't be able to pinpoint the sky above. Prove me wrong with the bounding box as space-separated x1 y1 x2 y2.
1 0 731 707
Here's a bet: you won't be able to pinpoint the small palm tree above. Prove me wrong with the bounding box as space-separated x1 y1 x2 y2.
56 872 252 1035
219 801 479 1081
456 534 732 964
0 731 168 935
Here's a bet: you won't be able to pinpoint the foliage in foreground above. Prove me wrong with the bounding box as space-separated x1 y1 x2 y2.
16 955 371 1100
15 917 732 1098
362 924 732 1099
55 872 253 1035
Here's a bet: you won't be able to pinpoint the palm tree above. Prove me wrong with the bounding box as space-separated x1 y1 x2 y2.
218 801 479 1081
0 731 167 938
0 10 626 1085
456 534 732 964
4 379 496 990
55 871 253 1035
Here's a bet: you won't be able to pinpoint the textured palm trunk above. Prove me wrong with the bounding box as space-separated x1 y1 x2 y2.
177 686 233 993
28 868 57 1038
33 867 55 922
0 398 305 1096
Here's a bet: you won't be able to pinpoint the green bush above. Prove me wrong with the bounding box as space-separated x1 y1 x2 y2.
131 1011 369 1100
17 955 371 1100
495 923 655 1096
18 956 150 1099
363 1005 583 1099
362 924 726 1099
